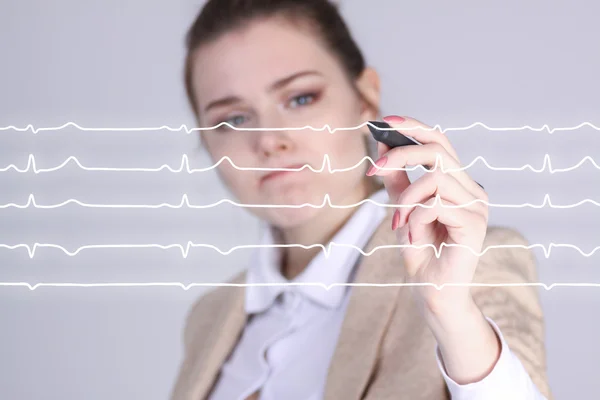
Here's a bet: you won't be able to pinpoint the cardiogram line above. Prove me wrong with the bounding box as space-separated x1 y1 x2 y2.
1 193 600 210
2 121 600 134
2 241 599 259
2 153 600 175
1 282 598 292
3 121 599 291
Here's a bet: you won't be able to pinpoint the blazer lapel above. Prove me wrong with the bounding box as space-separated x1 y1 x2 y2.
184 273 248 400
323 206 409 399
180 203 408 400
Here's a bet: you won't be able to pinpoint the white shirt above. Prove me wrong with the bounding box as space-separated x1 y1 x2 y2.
208 188 547 400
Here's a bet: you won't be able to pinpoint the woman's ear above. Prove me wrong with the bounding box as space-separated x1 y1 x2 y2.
355 66 381 122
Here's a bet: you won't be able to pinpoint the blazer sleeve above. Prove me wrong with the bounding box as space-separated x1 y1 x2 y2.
470 226 553 400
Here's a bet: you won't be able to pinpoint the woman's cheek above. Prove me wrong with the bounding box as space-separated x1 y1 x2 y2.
213 162 247 197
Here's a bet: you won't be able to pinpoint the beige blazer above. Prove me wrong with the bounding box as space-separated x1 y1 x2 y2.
170 206 553 400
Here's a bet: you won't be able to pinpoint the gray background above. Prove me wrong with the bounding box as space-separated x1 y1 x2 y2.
1 0 599 398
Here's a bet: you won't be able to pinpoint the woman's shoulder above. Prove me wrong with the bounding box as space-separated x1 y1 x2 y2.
481 224 534 258
186 270 246 319
476 224 538 281
181 270 247 347
483 224 531 244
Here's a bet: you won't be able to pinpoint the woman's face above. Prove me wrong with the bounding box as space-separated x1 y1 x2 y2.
189 17 379 228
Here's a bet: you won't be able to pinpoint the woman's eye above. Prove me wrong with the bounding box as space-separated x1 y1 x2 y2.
226 115 246 126
216 115 246 130
288 93 316 108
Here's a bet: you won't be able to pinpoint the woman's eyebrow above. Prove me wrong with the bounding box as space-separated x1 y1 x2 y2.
267 70 324 92
203 70 323 113
204 96 242 114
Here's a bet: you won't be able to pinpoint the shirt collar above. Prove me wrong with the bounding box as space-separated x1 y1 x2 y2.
245 188 389 314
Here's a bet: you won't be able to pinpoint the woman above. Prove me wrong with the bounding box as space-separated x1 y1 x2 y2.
171 0 553 399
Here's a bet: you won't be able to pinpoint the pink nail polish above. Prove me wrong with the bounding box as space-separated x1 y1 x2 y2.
392 209 400 230
367 156 387 176
383 115 406 124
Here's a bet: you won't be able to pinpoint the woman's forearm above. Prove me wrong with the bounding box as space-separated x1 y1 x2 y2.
424 296 501 385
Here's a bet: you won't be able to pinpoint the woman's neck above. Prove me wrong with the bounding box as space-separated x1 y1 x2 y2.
279 179 381 280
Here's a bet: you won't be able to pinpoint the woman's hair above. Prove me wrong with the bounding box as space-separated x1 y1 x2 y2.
183 0 384 189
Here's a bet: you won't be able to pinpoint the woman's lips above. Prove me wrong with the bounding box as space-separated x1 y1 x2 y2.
260 164 306 183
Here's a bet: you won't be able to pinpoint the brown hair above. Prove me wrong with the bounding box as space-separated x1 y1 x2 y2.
183 0 375 119
183 0 384 190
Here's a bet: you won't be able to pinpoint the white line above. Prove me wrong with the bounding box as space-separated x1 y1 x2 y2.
0 282 597 291
1 193 599 210
1 242 598 259
2 121 599 134
2 153 599 175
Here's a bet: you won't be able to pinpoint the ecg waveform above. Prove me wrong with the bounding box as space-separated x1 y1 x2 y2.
2 193 600 210
1 282 598 291
3 121 599 291
2 153 600 175
2 121 600 134
3 242 600 259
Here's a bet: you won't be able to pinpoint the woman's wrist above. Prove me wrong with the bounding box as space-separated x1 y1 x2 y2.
423 290 480 334
423 294 502 384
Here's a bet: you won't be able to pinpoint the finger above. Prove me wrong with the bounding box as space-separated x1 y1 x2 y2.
382 115 487 198
373 142 459 176
406 197 487 249
374 141 411 199
395 170 487 228
383 115 460 162
376 141 390 160
372 142 486 199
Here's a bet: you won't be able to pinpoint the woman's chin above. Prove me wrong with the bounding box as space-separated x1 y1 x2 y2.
244 183 343 228
262 207 323 230
257 184 327 206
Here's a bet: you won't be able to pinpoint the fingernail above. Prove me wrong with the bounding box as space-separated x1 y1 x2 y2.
366 156 387 176
383 115 406 124
392 209 400 230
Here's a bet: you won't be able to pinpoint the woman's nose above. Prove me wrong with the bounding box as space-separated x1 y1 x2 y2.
256 130 293 157
254 115 294 157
